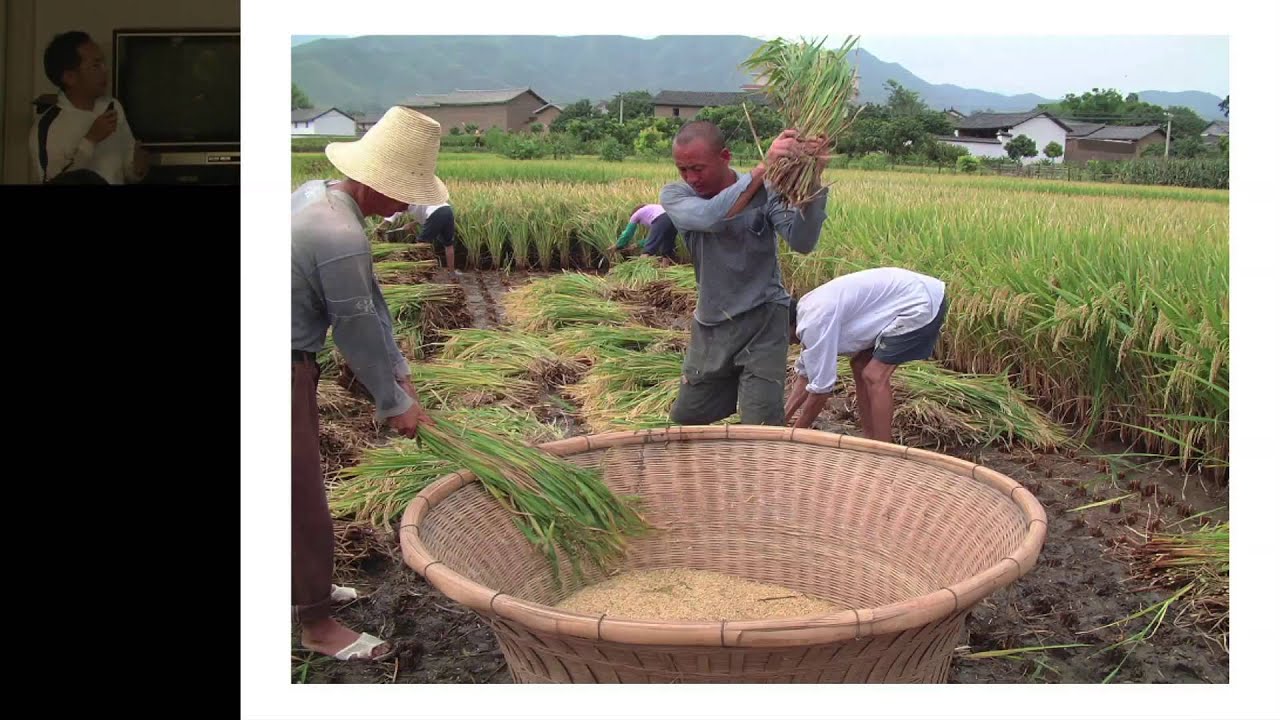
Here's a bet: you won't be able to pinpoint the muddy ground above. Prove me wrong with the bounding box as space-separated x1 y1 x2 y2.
294 266 1229 685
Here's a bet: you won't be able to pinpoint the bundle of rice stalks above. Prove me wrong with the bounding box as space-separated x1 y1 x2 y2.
607 257 698 294
1128 521 1229 645
504 274 639 333
437 329 586 387
374 259 438 284
381 283 471 359
565 350 686 431
409 360 540 407
547 325 687 364
330 406 564 530
369 243 435 262
740 36 860 206
414 416 649 582
828 360 1070 450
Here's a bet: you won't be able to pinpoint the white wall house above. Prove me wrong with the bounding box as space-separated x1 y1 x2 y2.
939 111 1071 164
291 107 356 136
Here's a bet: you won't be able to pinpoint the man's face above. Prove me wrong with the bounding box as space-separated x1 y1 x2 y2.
673 138 731 198
359 184 408 219
65 41 109 98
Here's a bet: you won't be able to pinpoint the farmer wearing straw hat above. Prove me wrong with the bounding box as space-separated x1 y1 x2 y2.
291 107 448 661
661 120 830 427
784 267 949 441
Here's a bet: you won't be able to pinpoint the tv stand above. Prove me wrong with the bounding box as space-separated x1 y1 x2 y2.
143 149 240 185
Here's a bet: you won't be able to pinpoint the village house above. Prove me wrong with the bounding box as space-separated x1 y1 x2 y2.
291 107 357 136
396 88 561 133
937 110 1072 164
1064 122 1167 162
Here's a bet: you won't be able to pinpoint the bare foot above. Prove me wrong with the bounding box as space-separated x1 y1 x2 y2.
300 617 392 660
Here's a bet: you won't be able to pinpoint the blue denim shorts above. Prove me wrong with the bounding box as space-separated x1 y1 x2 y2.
873 296 949 365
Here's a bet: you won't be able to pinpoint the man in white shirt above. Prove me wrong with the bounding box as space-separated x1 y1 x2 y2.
28 31 149 184
784 267 949 441
380 202 458 275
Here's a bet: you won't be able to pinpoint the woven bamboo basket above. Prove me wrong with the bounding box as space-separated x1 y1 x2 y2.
400 426 1047 683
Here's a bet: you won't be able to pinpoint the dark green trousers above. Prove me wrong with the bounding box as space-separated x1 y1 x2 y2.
669 301 789 426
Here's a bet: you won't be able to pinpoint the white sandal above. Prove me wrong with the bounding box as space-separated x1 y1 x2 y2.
334 632 391 661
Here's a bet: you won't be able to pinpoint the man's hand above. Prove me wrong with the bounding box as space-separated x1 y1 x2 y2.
387 398 434 437
132 145 150 177
765 129 800 167
85 109 118 144
806 134 832 173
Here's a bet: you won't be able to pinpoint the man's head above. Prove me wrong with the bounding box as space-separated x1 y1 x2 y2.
324 106 449 215
44 32 108 99
672 121 735 198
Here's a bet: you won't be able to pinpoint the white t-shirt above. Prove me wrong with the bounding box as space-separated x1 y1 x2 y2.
387 203 450 224
28 92 142 184
794 268 945 394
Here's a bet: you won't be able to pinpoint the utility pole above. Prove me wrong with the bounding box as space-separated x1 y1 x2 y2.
1164 112 1172 158
620 95 624 125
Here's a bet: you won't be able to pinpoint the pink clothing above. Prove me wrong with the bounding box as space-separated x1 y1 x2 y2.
629 204 666 226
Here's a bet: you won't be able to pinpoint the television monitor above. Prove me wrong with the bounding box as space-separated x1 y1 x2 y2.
113 29 240 149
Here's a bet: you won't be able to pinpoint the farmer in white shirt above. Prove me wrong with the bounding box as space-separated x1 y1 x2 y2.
28 31 148 184
381 203 459 275
784 267 949 441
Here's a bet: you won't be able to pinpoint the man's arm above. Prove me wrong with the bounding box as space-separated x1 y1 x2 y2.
317 250 414 421
659 172 756 234
31 115 95 181
765 187 828 255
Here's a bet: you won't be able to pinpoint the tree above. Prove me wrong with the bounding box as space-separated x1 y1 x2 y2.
529 123 544 134
604 91 654 123
464 123 479 134
1005 134 1038 163
291 82 313 110
695 104 784 148
927 141 969 166
885 80 928 118
1043 141 1064 161
1218 95 1229 118
549 99 598 133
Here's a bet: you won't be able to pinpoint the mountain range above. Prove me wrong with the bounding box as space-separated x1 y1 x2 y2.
290 35 1227 121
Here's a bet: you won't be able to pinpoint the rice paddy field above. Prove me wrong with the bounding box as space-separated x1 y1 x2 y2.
292 152 1229 685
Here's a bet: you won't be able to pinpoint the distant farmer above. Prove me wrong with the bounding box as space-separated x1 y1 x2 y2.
291 106 448 661
615 203 679 262
382 202 459 275
784 267 949 441
660 121 830 426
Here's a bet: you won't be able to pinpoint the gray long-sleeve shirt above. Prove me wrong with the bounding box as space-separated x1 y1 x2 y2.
660 170 827 325
292 180 413 420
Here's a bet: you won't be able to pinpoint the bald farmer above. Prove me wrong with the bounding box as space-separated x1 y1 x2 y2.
660 121 831 426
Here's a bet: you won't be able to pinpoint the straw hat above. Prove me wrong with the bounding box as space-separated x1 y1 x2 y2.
324 106 449 205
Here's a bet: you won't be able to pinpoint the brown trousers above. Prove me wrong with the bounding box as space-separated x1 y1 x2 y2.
292 355 333 622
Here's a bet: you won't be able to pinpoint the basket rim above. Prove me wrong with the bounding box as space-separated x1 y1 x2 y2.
399 425 1048 648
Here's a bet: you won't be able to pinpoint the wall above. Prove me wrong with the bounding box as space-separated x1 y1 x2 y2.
1008 116 1067 164
311 111 354 136
1067 138 1143 163
532 106 561 129
1 0 7 174
3 0 237 182
505 90 547 132
408 104 508 134
654 104 701 119
2 0 35 183
940 138 1008 160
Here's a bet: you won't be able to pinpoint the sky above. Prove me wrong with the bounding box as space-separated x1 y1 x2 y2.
291 34 1229 98
852 36 1228 98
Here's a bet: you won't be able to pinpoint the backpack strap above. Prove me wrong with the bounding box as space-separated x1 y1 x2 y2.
38 106 78 183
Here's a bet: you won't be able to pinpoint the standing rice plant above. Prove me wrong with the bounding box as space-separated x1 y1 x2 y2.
740 35 860 206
